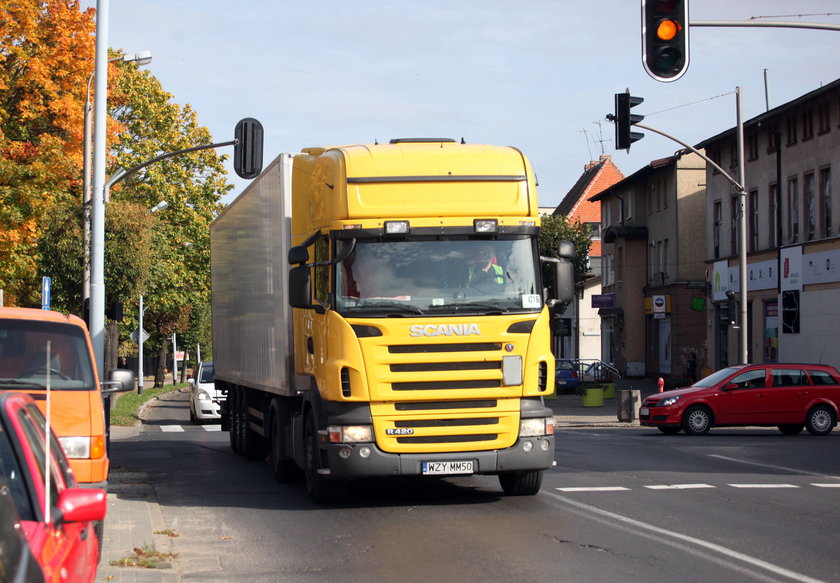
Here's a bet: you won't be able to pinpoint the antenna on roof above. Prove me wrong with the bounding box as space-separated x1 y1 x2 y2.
579 128 593 160
593 120 609 155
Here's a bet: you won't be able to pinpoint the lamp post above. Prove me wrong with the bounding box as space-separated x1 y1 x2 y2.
136 201 168 393
83 51 152 307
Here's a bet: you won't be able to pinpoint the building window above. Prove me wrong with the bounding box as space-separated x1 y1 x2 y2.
713 201 722 259
663 238 669 279
616 245 624 283
786 116 798 146
648 243 656 282
710 148 721 174
587 222 601 242
730 196 739 255
821 167 832 238
818 102 831 134
603 253 613 287
749 189 759 251
747 133 759 161
766 127 780 154
805 172 816 241
768 183 779 247
802 109 814 141
788 176 799 243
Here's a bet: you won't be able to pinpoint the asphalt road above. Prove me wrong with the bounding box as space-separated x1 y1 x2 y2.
110 390 840 583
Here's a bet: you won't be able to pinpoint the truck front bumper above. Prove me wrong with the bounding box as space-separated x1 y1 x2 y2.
324 435 555 478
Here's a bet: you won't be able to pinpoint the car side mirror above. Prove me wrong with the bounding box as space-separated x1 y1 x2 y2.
722 382 738 391
55 488 106 524
102 368 136 395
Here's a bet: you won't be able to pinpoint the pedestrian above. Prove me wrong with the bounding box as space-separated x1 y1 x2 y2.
686 352 697 384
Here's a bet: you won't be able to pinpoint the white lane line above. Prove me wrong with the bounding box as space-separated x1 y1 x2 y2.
728 484 799 489
708 454 838 478
159 425 184 432
555 486 630 492
548 491 826 583
812 483 840 488
645 484 716 490
203 425 222 432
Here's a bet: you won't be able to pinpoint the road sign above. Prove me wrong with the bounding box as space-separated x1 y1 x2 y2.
41 276 51 310
131 327 150 344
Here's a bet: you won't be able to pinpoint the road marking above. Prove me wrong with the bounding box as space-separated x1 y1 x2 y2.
728 483 799 489
708 454 838 478
812 483 840 488
555 486 630 492
548 491 826 583
645 484 716 490
203 425 222 432
160 425 184 432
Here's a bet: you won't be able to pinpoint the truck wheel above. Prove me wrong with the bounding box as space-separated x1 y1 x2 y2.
240 390 266 460
304 414 346 503
499 470 543 496
270 404 301 483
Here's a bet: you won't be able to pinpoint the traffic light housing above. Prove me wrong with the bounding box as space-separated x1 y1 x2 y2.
234 118 264 179
642 0 690 82
614 91 644 151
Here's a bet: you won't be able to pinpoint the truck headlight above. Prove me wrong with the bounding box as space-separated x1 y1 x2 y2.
519 417 554 437
59 436 91 459
327 425 373 443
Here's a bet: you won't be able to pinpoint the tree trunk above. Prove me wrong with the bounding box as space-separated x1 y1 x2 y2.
155 344 168 388
104 321 119 374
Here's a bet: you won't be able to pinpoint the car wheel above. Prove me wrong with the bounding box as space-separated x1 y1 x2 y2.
499 470 543 496
657 426 681 435
805 405 835 436
189 401 198 424
777 424 803 435
304 413 346 503
682 405 712 435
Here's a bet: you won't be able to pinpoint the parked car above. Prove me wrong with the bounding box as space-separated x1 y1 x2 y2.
640 363 840 435
188 361 221 423
0 391 106 582
555 359 581 392
0 475 46 583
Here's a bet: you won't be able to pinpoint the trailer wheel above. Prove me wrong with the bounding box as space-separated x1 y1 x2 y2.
499 470 543 496
270 402 301 483
304 414 346 503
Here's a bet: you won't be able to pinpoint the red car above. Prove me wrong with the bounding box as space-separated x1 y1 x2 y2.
640 363 840 435
0 392 106 582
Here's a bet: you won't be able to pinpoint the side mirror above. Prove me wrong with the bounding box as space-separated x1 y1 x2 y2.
56 488 106 524
102 368 135 395
722 382 738 391
288 265 312 308
288 245 309 265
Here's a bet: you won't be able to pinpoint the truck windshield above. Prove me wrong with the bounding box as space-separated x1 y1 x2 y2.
0 319 96 391
336 237 542 316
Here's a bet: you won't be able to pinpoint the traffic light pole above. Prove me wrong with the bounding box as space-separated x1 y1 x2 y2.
633 88 748 364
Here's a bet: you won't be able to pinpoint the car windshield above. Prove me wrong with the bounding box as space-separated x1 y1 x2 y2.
693 366 742 388
0 319 95 391
335 237 542 317
199 364 214 384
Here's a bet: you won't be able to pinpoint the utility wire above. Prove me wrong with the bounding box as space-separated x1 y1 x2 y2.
750 13 839 20
645 91 736 117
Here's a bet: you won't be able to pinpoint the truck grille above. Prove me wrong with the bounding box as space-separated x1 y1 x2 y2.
368 339 525 453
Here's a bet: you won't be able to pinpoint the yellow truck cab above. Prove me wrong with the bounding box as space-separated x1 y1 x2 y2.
0 307 134 489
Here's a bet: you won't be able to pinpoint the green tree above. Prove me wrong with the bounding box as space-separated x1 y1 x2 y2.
539 213 592 296
107 59 230 385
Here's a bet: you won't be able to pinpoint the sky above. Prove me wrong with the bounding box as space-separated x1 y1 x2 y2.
83 1 840 208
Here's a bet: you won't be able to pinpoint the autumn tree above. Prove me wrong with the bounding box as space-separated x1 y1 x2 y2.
0 0 95 305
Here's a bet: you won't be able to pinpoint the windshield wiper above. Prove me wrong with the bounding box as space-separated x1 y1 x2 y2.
429 302 510 315
349 301 425 315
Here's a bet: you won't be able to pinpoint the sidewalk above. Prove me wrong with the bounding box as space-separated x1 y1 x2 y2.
97 392 178 583
547 377 658 427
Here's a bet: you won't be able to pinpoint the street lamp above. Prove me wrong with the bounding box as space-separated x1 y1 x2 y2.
83 51 152 307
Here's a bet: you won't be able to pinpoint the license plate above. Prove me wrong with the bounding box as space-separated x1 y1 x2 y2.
422 461 474 475
640 407 650 416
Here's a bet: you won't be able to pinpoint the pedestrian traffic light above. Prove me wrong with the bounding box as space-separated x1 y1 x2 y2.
642 0 690 82
234 118 264 179
612 90 644 151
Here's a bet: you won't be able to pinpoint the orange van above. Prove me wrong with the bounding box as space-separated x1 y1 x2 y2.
0 307 134 489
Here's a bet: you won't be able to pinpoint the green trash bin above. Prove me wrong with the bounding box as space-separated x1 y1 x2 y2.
581 387 605 407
